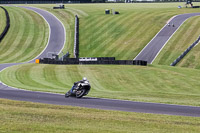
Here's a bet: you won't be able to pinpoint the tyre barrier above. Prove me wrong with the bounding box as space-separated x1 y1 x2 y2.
39 58 79 64
170 36 200 66
133 60 147 66
79 60 133 65
0 6 10 42
53 5 65 9
74 15 79 58
38 57 147 66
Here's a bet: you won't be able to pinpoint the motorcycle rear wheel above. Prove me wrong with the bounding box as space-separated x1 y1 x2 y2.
76 89 86 98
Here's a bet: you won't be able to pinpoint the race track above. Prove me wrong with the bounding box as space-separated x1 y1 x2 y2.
134 13 200 64
0 6 200 117
0 88 200 117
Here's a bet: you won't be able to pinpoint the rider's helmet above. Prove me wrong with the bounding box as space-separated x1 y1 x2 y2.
83 77 87 81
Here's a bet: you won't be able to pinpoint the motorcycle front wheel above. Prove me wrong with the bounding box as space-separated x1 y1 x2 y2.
65 92 70 98
76 89 86 98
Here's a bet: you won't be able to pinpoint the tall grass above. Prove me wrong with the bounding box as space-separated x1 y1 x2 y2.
1 63 200 106
0 6 48 63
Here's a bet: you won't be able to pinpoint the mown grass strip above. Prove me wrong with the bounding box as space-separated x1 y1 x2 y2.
69 3 200 60
154 16 200 67
0 7 6 35
0 7 48 63
178 41 200 69
0 99 200 133
31 5 76 57
32 3 200 60
1 63 200 106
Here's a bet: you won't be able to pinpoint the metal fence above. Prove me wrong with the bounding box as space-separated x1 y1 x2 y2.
74 15 79 58
170 36 200 66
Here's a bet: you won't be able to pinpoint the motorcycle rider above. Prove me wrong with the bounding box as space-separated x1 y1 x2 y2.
65 77 89 97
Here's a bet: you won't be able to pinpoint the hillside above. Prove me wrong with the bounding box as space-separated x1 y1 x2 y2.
33 3 200 61
0 6 48 63
1 4 200 132
1 63 200 106
1 3 200 106
0 7 6 35
153 16 200 68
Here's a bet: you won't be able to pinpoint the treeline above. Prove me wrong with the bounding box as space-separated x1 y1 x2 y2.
105 0 200 2
0 0 93 4
0 0 200 4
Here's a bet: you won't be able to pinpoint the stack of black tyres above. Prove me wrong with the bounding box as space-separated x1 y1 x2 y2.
0 6 10 42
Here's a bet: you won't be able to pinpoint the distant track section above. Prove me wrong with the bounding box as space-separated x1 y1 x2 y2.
19 6 65 62
134 13 200 64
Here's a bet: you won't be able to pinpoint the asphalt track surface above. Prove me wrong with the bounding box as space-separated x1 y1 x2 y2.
134 13 200 64
0 7 200 117
21 6 66 63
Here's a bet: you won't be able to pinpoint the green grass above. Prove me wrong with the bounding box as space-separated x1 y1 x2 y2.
1 3 200 106
31 5 78 57
1 63 200 106
153 16 200 67
0 6 48 63
0 98 200 133
0 7 6 35
31 3 200 60
178 42 200 69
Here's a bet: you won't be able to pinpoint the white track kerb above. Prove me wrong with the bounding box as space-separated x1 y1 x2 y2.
1 7 200 117
134 22 168 61
0 6 66 88
134 14 200 64
22 6 66 62
26 7 51 62
151 15 200 64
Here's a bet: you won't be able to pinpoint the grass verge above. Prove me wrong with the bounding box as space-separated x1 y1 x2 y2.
0 6 48 63
0 98 200 133
32 3 200 60
32 5 76 57
0 7 6 35
153 16 200 68
1 63 200 106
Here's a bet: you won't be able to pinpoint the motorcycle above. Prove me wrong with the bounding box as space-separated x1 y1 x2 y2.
65 81 91 98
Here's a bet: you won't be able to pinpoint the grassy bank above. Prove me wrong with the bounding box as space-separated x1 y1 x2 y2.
153 16 200 68
178 41 200 69
1 63 200 106
0 6 48 63
33 3 200 60
31 5 75 57
0 99 200 133
0 7 6 35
